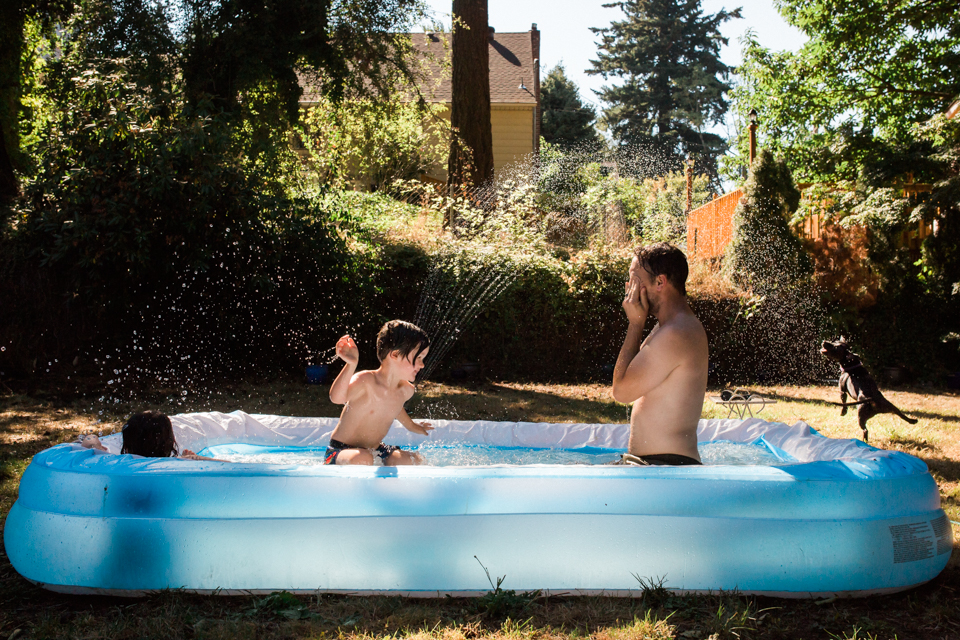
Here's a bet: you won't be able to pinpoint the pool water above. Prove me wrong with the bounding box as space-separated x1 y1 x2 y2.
199 439 795 467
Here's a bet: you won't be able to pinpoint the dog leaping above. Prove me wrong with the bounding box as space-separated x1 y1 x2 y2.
820 337 918 442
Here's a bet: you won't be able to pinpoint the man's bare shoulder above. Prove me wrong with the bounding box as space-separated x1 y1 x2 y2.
651 313 707 358
653 316 702 342
662 309 706 336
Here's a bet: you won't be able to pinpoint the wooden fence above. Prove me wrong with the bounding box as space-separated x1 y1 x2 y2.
686 183 936 259
686 189 743 259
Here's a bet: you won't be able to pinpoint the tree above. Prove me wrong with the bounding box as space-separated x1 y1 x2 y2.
0 0 433 380
301 95 450 190
725 149 825 383
540 64 599 148
587 0 740 180
35 0 430 134
729 0 959 184
730 0 959 305
0 0 74 203
447 0 493 199
726 149 810 294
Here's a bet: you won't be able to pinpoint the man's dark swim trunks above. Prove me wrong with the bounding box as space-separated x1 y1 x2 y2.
615 453 702 466
324 438 402 465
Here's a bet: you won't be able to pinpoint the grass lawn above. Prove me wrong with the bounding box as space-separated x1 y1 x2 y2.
1 380 959 639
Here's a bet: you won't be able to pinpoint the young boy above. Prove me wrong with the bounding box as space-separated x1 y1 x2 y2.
326 320 433 465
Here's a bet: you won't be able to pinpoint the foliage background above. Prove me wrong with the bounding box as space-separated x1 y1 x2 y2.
726 0 960 381
1 0 958 390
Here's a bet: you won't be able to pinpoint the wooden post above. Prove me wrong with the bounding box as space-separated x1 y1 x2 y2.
748 108 758 165
685 155 694 214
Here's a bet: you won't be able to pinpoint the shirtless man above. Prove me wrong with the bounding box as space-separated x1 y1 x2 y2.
611 243 709 465
326 320 433 465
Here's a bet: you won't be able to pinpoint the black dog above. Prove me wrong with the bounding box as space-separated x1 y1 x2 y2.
820 337 918 442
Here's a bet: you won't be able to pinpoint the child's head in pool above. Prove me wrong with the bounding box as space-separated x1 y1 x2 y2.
121 411 178 457
376 320 430 363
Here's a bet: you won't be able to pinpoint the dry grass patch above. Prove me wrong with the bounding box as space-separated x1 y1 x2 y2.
590 612 674 640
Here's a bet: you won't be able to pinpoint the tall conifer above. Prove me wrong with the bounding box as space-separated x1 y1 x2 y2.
588 0 739 178
726 149 811 294
540 64 599 148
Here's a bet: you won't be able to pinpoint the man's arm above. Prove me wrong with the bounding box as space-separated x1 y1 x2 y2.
612 320 645 403
611 276 679 403
612 328 683 403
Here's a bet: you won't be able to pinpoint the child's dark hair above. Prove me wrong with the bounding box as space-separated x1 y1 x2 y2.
121 411 178 457
376 320 430 362
636 242 689 296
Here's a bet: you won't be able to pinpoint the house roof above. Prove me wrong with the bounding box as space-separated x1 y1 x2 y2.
410 31 537 104
410 31 538 105
298 29 539 106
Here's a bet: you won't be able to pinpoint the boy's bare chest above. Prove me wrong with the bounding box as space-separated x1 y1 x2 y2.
366 382 412 406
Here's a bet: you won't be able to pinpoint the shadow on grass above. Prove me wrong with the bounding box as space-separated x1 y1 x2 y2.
922 454 960 484
0 407 46 434
896 409 960 425
887 431 938 451
745 390 960 425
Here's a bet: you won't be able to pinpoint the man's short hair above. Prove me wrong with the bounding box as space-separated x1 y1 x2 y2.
377 320 430 362
636 242 688 296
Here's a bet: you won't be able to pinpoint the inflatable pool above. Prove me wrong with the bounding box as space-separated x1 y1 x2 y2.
4 412 952 597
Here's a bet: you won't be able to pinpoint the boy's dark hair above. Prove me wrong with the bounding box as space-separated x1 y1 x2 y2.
121 411 178 457
636 242 689 296
376 320 430 362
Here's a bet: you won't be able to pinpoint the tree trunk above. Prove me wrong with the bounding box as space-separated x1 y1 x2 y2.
0 1 25 202
0 126 18 203
446 0 493 219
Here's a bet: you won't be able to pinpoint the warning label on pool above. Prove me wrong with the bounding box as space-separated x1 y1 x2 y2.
890 522 935 564
931 514 952 556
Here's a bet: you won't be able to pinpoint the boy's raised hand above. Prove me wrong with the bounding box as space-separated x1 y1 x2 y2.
336 335 359 366
405 421 434 436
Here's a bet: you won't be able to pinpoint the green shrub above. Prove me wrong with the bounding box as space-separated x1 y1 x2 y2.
726 149 811 293
373 237 831 383
537 142 711 247
0 59 372 382
299 96 450 191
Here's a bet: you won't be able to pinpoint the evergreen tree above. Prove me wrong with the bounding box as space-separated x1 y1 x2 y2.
587 0 739 179
725 149 826 383
726 149 811 294
540 64 599 148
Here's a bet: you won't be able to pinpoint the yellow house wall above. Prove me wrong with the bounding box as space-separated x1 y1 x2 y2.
491 105 535 174
421 104 535 182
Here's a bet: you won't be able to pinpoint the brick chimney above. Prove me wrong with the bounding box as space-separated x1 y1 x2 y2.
531 23 541 153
